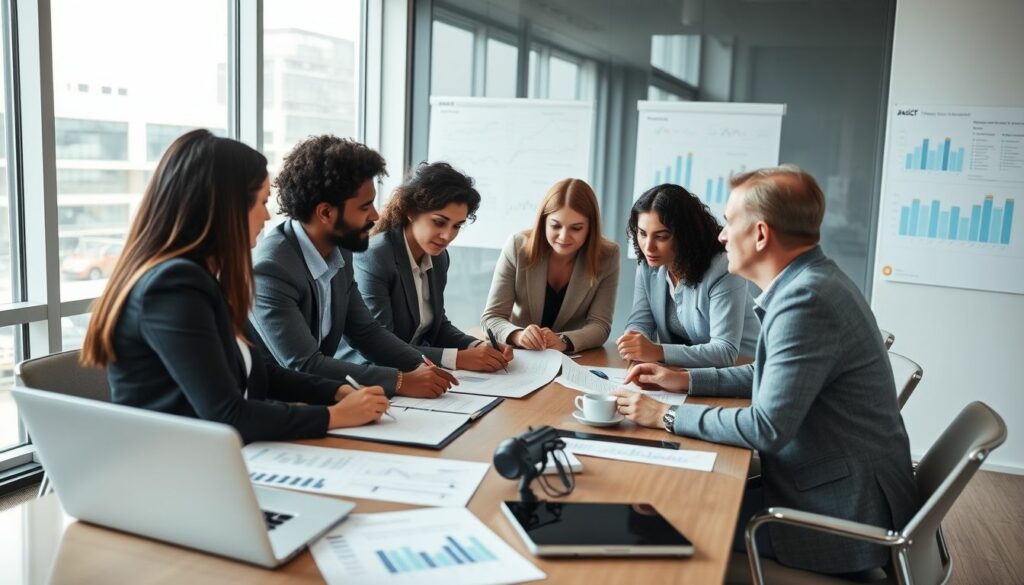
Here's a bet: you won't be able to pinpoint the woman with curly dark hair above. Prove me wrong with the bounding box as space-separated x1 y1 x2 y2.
353 162 513 372
617 184 759 367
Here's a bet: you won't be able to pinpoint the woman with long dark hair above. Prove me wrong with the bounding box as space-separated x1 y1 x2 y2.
82 129 388 442
481 178 620 353
350 161 512 371
618 184 759 367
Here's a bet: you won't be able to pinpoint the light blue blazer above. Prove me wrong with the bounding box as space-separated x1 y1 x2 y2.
623 253 759 367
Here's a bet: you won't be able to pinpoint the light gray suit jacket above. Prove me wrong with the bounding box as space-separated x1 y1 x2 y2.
481 231 620 352
250 221 423 396
344 227 479 364
624 253 759 367
675 247 918 574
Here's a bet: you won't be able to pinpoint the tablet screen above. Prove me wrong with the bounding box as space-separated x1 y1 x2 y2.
502 501 692 549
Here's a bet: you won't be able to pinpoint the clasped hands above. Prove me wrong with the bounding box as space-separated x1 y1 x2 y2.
510 324 566 351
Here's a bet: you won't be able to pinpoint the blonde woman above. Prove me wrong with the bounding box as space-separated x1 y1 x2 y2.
481 179 619 353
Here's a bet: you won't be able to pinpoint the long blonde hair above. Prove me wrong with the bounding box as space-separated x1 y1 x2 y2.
81 130 267 367
524 178 614 282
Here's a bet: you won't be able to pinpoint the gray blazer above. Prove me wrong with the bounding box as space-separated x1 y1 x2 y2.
481 231 620 352
345 227 479 364
675 247 918 574
250 221 423 396
624 253 759 367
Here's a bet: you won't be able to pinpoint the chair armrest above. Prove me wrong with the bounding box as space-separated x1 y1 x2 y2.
745 507 905 585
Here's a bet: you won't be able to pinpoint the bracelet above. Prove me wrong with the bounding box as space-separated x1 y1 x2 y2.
395 370 403 393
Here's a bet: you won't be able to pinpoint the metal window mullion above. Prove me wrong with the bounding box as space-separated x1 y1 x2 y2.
230 0 262 150
471 23 486 97
16 0 60 355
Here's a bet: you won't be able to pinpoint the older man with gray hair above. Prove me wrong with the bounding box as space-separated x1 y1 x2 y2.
613 165 918 578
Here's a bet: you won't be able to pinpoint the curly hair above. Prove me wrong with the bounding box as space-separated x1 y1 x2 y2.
275 135 387 221
627 184 725 287
373 162 481 234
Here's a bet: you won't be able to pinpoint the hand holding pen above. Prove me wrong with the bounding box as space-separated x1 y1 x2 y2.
345 375 396 421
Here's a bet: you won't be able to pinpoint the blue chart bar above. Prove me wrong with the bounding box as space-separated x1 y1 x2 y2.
654 153 695 189
904 137 964 172
716 177 725 203
249 472 324 489
375 535 498 574
899 196 1014 245
684 154 693 189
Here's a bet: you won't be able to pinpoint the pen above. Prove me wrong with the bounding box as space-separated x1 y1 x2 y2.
345 374 396 421
421 354 437 368
486 328 510 373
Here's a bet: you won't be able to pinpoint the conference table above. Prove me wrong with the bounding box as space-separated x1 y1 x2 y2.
1 345 752 585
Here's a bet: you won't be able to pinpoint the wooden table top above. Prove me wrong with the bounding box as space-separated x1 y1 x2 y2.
1 345 751 585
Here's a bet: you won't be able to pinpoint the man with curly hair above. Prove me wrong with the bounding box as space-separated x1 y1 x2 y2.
250 135 457 398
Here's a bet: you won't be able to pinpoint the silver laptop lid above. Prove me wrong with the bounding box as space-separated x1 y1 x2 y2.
12 387 277 566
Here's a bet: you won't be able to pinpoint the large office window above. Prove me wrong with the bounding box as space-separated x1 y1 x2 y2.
262 0 361 226
51 0 229 302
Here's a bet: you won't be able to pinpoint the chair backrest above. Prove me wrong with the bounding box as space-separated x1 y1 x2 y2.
15 349 110 402
880 328 895 349
888 351 923 410
898 402 1007 585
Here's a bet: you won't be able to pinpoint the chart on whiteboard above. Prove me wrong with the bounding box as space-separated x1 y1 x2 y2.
875 105 1024 294
428 97 594 249
632 101 785 218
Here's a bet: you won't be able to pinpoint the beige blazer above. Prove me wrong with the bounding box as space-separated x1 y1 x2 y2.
481 231 620 352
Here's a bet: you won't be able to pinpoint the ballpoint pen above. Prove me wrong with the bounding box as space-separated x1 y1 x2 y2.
345 375 396 420
420 354 437 368
486 327 510 373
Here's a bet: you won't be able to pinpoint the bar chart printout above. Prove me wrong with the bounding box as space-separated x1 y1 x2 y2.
898 195 1015 244
310 508 545 585
903 136 965 172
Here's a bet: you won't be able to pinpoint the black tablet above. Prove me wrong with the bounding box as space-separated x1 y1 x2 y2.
501 501 694 557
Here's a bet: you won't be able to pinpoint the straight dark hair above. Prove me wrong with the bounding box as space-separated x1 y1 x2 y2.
374 161 481 234
82 130 268 367
627 184 724 287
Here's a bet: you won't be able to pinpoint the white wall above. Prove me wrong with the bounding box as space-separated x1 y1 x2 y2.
873 0 1024 473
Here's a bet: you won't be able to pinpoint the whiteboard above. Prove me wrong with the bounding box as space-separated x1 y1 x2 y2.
874 104 1024 295
428 97 594 249
632 101 785 218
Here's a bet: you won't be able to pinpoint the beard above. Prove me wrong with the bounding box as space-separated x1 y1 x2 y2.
329 214 375 252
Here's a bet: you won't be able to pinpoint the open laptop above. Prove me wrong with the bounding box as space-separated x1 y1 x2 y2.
12 387 355 568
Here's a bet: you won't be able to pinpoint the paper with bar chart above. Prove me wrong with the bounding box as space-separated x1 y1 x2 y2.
242 442 489 507
310 508 545 585
428 97 593 249
632 101 785 217
876 105 1024 294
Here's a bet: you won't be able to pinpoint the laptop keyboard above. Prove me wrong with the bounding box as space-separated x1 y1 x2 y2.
262 510 294 531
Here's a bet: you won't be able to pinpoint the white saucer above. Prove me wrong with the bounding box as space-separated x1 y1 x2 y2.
572 410 624 427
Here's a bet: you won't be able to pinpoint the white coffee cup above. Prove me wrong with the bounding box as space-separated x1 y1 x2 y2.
574 394 618 422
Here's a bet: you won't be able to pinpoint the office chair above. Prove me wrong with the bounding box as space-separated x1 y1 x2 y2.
728 401 1006 585
889 352 923 410
879 329 895 350
15 349 110 497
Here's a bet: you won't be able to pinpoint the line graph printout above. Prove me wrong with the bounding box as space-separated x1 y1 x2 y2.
242 442 489 507
428 97 594 249
632 101 785 218
876 105 1024 294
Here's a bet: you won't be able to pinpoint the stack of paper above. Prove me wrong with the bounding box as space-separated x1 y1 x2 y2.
449 349 562 398
242 442 489 507
311 508 545 585
561 437 716 472
556 356 687 406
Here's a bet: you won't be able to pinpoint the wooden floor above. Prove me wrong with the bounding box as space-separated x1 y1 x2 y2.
2 471 1022 583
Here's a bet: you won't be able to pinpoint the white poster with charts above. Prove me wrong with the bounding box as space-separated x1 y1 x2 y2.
631 101 785 217
875 105 1024 294
428 97 594 249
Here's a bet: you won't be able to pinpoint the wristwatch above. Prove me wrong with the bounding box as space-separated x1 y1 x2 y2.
662 406 677 433
559 334 575 354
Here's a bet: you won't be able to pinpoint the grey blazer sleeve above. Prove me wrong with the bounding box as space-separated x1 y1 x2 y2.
480 235 523 344
251 262 403 397
623 266 657 338
687 364 755 398
672 286 836 453
662 269 751 367
561 255 619 352
337 266 425 373
141 263 329 442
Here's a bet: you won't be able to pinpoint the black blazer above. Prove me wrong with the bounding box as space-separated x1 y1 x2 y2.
107 258 339 443
346 227 479 364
